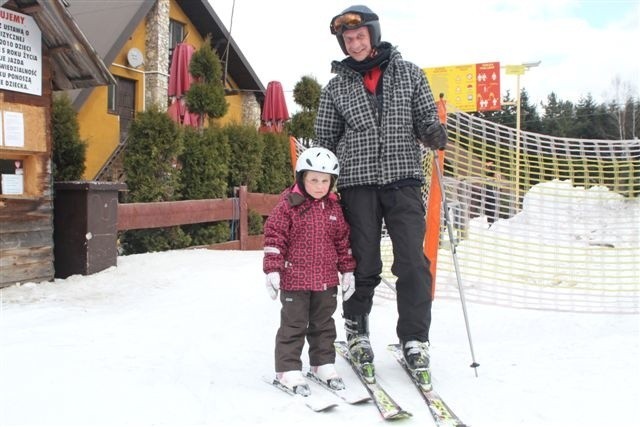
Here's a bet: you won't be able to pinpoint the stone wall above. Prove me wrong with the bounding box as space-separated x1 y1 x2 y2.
243 93 261 129
143 0 260 126
145 0 170 110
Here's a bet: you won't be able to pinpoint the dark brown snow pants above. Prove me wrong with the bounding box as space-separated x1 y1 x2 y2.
274 287 338 372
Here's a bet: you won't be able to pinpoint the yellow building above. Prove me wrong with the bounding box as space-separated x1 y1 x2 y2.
66 0 265 180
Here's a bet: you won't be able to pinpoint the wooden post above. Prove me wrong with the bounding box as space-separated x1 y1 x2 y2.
238 185 248 250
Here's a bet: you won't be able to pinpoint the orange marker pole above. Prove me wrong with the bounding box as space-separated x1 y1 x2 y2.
424 95 448 298
424 153 445 299
289 136 298 179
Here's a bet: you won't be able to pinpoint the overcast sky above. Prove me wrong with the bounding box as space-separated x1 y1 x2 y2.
208 0 639 113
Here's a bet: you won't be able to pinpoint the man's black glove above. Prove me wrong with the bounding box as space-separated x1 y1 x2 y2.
422 122 448 150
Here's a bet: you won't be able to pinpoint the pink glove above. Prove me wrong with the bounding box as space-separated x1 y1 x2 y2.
342 272 355 301
265 272 280 300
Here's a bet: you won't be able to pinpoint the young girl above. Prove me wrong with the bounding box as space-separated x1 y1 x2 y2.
263 147 356 396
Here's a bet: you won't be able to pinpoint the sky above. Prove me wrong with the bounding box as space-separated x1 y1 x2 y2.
0 181 638 427
208 0 640 113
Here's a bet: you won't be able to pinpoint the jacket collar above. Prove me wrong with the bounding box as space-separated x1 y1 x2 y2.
287 183 337 207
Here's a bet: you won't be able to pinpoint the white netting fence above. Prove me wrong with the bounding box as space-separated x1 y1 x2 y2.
294 110 640 314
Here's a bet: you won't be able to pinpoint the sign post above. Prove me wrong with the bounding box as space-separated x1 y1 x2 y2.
504 61 541 210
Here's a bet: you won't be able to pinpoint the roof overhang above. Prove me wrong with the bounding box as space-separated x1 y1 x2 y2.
2 0 115 90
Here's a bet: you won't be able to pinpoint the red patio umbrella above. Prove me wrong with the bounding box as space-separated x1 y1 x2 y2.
260 81 289 133
167 43 198 127
168 43 194 98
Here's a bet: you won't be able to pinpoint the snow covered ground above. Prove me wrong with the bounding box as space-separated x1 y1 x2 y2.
1 248 638 427
1 179 639 426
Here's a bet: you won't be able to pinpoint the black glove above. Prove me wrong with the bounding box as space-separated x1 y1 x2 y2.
422 122 448 151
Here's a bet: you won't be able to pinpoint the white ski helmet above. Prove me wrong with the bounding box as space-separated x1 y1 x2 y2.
296 147 340 176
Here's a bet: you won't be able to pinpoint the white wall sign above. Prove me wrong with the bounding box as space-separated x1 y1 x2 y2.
0 8 42 96
3 111 24 147
1 173 24 195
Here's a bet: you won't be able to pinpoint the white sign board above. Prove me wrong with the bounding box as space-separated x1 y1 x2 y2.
1 173 24 195
3 110 24 147
0 9 42 96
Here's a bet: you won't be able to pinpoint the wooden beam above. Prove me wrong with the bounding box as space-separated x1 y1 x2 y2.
118 198 236 231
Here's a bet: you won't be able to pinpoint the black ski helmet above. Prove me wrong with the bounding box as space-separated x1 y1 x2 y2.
330 5 381 56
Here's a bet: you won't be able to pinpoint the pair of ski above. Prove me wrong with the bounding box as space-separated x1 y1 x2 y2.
263 368 371 412
266 342 467 426
338 341 468 426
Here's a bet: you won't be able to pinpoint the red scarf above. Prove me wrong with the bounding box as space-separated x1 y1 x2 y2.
363 66 382 94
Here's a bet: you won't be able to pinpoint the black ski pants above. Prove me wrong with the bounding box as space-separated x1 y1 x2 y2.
274 287 338 372
340 185 433 342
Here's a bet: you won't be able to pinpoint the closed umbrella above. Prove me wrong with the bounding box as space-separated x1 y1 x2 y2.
167 43 198 127
260 81 289 133
168 43 194 98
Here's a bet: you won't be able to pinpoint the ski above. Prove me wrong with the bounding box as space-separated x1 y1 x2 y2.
335 341 412 420
387 344 468 427
262 375 339 412
305 370 371 404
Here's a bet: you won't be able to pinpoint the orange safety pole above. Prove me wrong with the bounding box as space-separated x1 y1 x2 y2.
289 136 298 179
423 94 448 298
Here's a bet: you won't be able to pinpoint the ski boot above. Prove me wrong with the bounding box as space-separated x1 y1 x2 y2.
311 364 345 390
344 314 375 382
401 340 431 389
277 370 311 396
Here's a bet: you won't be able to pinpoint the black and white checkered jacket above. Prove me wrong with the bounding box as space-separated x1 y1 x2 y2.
314 46 438 190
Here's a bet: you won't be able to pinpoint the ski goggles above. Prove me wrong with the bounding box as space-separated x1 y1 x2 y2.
330 11 378 35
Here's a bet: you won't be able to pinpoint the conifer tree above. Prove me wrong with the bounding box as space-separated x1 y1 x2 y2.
120 109 190 254
179 126 232 245
287 75 322 147
225 123 264 193
52 94 86 181
258 132 291 194
185 35 228 128
541 93 575 137
179 126 230 199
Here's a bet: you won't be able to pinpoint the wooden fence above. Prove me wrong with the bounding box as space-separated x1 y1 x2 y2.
117 186 280 250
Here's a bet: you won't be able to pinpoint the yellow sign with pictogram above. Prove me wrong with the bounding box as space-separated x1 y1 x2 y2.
424 62 501 112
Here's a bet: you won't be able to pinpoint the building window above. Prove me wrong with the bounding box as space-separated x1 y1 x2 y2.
107 84 117 113
169 19 186 69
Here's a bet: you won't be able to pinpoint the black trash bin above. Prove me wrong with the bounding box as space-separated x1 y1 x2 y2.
54 181 127 279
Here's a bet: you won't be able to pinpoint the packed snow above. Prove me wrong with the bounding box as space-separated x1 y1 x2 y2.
1 180 638 426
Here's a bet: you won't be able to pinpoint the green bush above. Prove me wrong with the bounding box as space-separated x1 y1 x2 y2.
258 132 292 194
123 108 183 202
248 210 264 236
52 94 86 181
120 226 192 255
120 108 185 254
179 126 230 199
185 35 228 123
225 123 264 193
183 221 230 246
178 126 232 246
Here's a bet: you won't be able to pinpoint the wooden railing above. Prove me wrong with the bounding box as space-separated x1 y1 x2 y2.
117 186 280 250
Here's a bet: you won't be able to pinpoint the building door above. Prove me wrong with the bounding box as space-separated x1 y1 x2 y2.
116 77 136 143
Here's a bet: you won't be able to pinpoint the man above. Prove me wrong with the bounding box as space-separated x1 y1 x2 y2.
484 160 501 224
314 5 447 378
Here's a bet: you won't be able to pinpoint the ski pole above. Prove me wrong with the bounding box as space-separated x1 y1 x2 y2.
432 149 480 377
